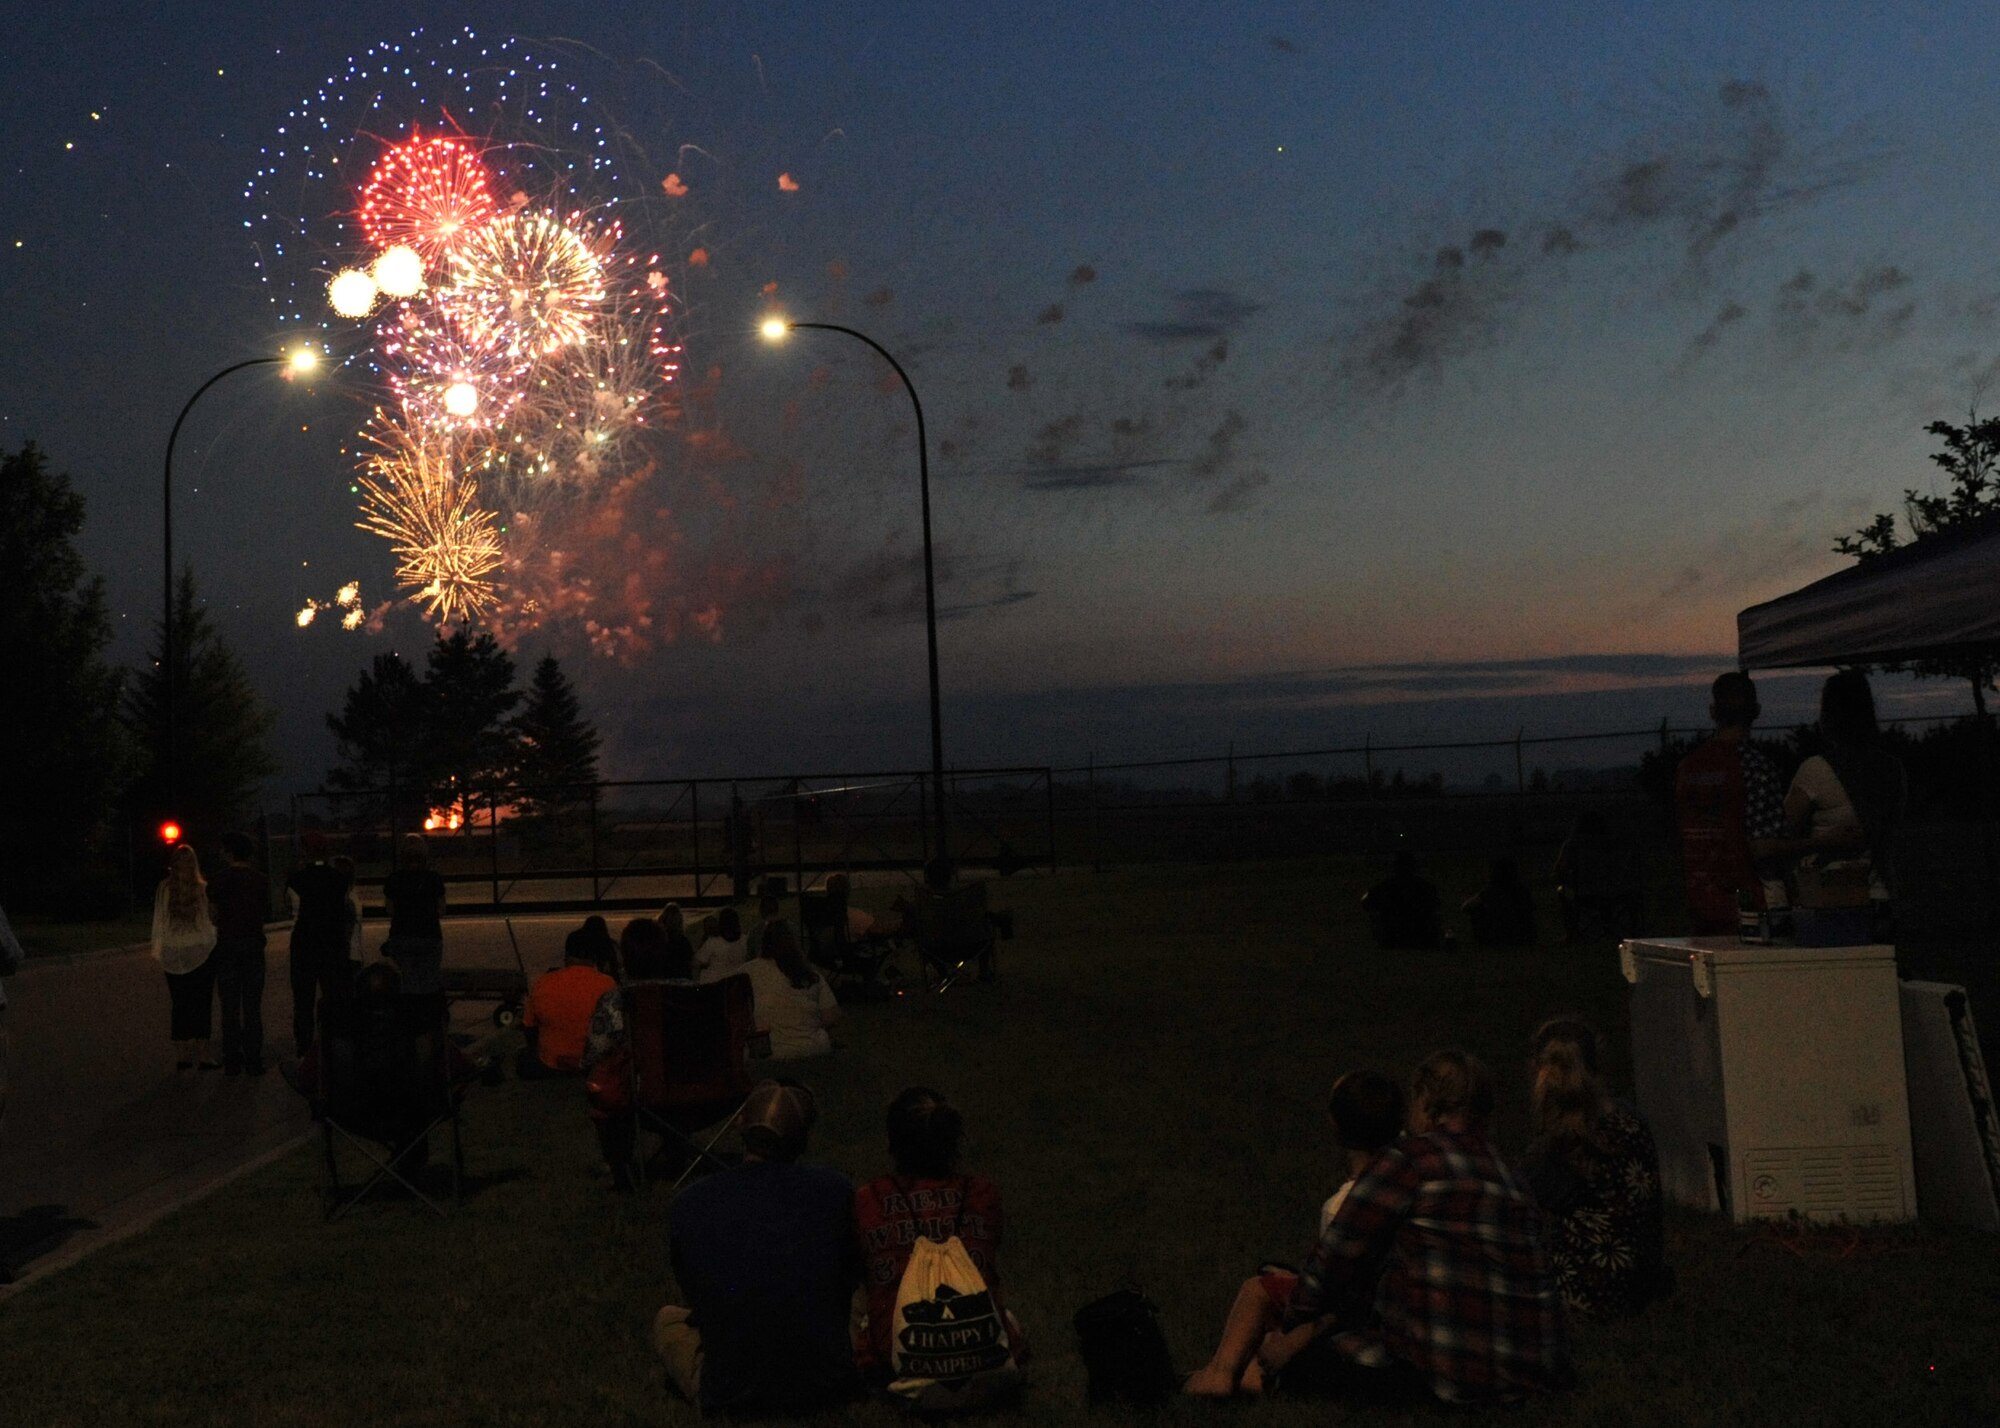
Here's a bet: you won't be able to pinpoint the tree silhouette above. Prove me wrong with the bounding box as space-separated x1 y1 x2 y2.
423 629 521 805
512 654 601 813
1837 413 2000 719
326 650 431 815
123 568 279 847
0 443 129 910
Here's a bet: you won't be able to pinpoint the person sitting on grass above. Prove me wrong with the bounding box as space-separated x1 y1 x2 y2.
694 907 749 982
516 923 618 1079
656 1082 862 1415
1361 851 1443 950
742 921 843 1061
853 1086 1028 1392
1184 1070 1405 1397
654 903 697 972
1463 857 1536 948
1259 1050 1572 1407
1520 1017 1668 1319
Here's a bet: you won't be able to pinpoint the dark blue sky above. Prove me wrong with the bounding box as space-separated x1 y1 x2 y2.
3 2 1992 789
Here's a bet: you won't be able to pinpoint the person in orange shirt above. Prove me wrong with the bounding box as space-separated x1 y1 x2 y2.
518 924 618 1077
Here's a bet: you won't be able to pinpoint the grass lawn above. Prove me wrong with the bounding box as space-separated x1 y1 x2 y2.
2 857 1996 1426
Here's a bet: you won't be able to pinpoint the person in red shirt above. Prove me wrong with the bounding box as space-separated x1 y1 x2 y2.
518 925 617 1077
852 1087 1026 1386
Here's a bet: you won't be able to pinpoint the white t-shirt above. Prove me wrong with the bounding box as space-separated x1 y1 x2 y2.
1789 755 1864 844
740 957 839 1060
694 933 749 982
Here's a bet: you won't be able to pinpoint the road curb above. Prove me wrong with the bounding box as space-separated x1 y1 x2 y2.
0 1123 314 1298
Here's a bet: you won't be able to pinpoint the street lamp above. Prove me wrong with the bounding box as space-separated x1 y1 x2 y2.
760 315 950 871
160 347 319 809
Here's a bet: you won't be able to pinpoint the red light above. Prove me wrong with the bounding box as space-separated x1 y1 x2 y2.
158 821 182 845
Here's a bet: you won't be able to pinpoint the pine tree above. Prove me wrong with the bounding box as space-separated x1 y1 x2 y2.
0 443 129 909
422 628 522 807
326 650 432 811
123 568 279 846
513 654 602 812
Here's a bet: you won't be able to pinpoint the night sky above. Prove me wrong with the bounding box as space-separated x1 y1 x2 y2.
4 1 1992 792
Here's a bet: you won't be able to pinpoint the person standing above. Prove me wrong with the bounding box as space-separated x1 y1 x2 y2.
207 832 271 1076
1781 670 1908 927
1675 672 1788 935
152 843 219 1072
381 833 448 1029
286 833 354 1055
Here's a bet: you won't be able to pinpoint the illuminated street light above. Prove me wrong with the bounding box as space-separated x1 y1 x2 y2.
761 313 951 869
162 352 321 812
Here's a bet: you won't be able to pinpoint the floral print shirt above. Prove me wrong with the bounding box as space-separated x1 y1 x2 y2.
1525 1103 1665 1319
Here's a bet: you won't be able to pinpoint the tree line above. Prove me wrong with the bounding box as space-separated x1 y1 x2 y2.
0 442 600 917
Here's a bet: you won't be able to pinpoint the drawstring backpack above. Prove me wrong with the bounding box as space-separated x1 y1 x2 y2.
885 1183 1023 1412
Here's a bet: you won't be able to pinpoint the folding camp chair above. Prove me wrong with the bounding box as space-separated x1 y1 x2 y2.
626 976 761 1190
910 882 997 993
314 999 464 1220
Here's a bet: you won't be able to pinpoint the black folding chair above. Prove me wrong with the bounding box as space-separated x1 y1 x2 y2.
911 882 997 993
314 999 464 1220
626 977 761 1190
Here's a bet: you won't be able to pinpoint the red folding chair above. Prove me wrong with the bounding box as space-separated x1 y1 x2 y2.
626 976 762 1190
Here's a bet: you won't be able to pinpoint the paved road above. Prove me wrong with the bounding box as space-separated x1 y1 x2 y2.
0 912 595 1291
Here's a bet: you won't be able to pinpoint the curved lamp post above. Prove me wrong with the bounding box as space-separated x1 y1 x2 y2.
161 348 319 810
760 316 949 870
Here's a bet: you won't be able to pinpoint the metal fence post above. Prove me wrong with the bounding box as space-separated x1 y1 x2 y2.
690 780 703 901
917 775 930 868
588 781 601 905
1044 767 1058 874
793 778 806 897
1087 752 1101 873
1514 728 1526 795
488 787 501 910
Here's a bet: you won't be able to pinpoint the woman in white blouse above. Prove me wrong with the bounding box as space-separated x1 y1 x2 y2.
1784 670 1907 905
151 843 219 1071
740 921 842 1060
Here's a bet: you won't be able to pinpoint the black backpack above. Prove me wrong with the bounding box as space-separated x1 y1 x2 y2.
1072 1289 1177 1406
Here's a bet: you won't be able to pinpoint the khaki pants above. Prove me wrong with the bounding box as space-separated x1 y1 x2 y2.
653 1305 702 1403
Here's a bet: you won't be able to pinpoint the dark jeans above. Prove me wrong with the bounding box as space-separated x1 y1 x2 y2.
213 935 267 1068
289 940 350 1055
165 961 217 1041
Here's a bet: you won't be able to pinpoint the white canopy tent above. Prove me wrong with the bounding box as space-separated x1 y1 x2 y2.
1737 517 2000 671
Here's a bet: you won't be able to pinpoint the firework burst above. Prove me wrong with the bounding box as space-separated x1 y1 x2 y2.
357 133 498 267
356 417 505 624
446 210 611 358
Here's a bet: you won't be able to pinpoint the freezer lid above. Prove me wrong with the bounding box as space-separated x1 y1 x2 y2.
1621 935 1895 979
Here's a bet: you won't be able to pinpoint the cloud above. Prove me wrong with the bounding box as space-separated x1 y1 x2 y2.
1014 459 1177 492
1336 76 1883 397
1164 338 1230 392
1026 414 1088 466
1677 300 1748 367
1124 288 1265 343
1189 409 1248 479
1772 264 1915 354
1205 468 1270 514
939 589 1039 620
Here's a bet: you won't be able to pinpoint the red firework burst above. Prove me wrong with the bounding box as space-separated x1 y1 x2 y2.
357 132 498 267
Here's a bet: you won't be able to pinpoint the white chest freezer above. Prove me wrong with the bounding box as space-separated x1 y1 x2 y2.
1621 936 1915 1223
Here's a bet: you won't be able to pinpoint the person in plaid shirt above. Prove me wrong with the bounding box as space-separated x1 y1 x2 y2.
1269 1051 1573 1406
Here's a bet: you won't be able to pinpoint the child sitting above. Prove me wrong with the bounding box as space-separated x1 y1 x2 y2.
1183 1070 1405 1397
